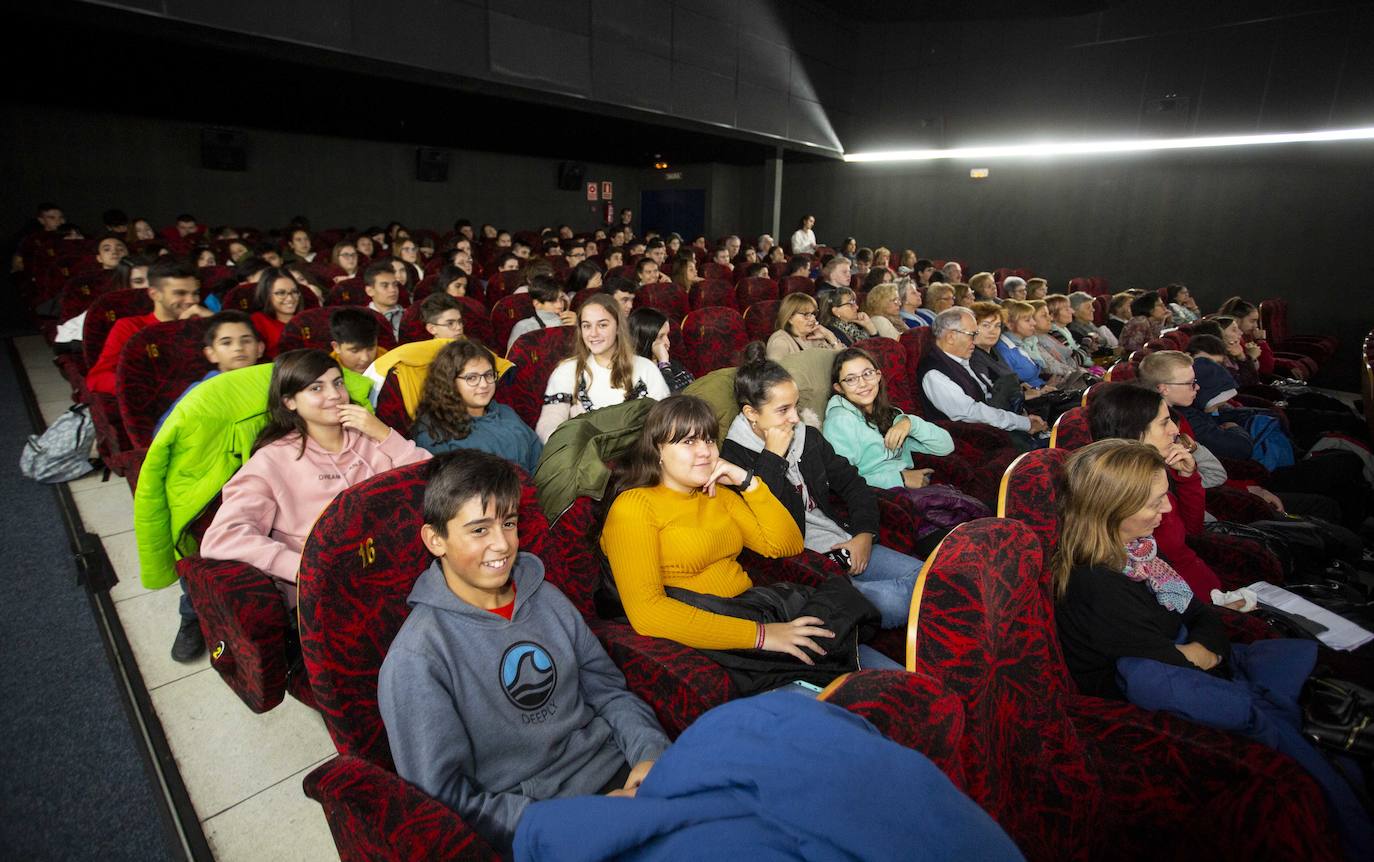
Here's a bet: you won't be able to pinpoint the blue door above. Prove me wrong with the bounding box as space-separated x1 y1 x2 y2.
640 189 705 239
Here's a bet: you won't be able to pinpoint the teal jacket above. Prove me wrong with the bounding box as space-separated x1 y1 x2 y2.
821 394 954 490
133 363 374 589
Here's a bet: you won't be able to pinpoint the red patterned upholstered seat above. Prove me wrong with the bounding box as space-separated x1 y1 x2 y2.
636 283 689 322
1261 298 1337 367
780 275 815 296
688 279 735 310
116 318 213 456
81 290 154 474
278 307 398 353
296 463 547 860
679 307 746 377
179 554 313 713
742 300 780 343
1049 406 1091 449
899 326 932 379
910 519 1339 861
489 293 534 352
484 270 521 304
734 277 778 307
221 283 258 313
497 326 575 428
701 262 732 281
327 278 367 306
56 269 118 324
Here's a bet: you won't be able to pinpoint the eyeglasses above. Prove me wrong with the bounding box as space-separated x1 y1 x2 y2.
839 368 882 388
839 301 858 309
1162 379 1199 388
950 328 978 338
271 289 300 299
457 371 496 386
433 318 464 331
793 310 818 319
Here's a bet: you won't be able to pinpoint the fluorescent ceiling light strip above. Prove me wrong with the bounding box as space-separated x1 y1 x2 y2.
842 126 1374 162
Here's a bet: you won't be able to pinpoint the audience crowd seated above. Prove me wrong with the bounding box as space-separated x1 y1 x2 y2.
19 205 1371 860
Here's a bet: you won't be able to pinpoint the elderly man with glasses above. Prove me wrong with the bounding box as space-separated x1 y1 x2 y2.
917 307 1047 450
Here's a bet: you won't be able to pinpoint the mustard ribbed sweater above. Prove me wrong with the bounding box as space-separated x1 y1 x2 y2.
600 479 805 650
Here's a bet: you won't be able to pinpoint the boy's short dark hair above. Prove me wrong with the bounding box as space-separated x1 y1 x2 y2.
235 256 271 281
175 213 196 223
602 275 638 297
494 252 519 270
203 310 259 347
148 258 199 288
528 275 564 304
329 307 380 347
1186 334 1227 356
634 257 657 276
423 451 522 537
420 292 462 324
783 256 810 276
362 260 394 286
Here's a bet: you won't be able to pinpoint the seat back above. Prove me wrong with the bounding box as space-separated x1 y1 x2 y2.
734 277 778 307
82 289 154 367
278 307 399 353
1260 298 1288 346
489 293 535 352
543 496 602 616
780 275 815 297
702 262 732 280
688 279 735 310
996 447 1069 579
852 336 917 414
1091 294 1108 327
116 318 214 448
742 300 781 343
1049 406 1091 450
497 326 576 427
680 307 746 377
900 326 933 372
637 283 689 322
297 460 549 767
446 296 496 350
1103 360 1136 382
327 278 367 306
57 270 118 323
221 283 259 313
910 519 1097 854
485 270 522 304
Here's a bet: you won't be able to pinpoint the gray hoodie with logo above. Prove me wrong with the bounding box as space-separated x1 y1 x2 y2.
378 552 670 854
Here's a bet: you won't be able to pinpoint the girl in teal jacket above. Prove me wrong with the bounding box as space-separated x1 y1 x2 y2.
822 347 954 490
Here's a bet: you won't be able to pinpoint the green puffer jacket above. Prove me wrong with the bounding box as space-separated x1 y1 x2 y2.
133 363 374 589
533 399 657 521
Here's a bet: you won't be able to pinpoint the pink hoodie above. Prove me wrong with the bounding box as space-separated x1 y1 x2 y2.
200 428 431 607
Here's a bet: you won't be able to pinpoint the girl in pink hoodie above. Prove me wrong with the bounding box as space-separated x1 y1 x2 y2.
200 349 431 607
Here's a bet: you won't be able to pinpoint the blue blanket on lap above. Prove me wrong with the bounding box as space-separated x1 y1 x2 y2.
514 689 1022 862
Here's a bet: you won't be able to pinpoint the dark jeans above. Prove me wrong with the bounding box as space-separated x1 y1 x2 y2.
179 576 197 622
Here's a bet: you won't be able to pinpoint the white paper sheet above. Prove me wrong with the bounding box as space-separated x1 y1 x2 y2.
1248 581 1374 652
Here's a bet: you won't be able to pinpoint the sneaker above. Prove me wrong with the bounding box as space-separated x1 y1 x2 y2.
171 618 206 663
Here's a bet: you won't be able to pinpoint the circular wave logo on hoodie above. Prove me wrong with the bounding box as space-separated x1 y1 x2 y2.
499 642 558 710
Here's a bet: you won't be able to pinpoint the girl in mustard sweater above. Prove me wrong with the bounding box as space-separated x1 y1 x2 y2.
601 395 902 670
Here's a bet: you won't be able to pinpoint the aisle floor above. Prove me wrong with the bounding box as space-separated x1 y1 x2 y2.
17 335 339 862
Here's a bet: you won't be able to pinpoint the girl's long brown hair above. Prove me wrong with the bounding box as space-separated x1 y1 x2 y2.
830 347 901 435
572 293 637 398
1052 439 1167 598
253 349 342 458
413 340 495 443
614 395 719 494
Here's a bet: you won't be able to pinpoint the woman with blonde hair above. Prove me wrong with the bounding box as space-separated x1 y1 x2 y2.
871 246 892 272
862 282 905 338
535 293 669 440
1054 439 1374 857
766 292 841 360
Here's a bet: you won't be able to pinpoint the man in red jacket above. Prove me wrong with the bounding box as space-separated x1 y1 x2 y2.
85 258 213 395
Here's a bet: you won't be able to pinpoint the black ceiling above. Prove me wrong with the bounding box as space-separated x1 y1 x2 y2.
6 2 787 168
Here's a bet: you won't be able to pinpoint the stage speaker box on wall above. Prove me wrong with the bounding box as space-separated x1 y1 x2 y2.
557 161 585 190
416 147 450 182
201 128 247 171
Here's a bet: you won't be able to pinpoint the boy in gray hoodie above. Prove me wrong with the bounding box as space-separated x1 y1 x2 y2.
378 451 670 855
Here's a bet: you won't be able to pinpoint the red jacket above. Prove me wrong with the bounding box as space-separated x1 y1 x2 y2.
1157 467 1221 594
86 312 158 395
251 312 287 358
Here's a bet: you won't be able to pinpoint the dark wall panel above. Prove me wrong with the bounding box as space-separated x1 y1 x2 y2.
781 146 1374 385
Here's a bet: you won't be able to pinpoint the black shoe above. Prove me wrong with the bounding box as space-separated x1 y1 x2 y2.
171 619 206 663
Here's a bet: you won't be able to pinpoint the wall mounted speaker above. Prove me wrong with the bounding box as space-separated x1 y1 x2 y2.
557 161 585 191
201 128 247 171
416 147 450 182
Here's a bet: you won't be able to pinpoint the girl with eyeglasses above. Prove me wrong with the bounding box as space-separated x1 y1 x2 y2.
251 266 302 358
411 339 542 472
823 347 953 495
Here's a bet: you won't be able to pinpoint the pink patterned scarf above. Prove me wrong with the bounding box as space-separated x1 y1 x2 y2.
1122 536 1193 613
